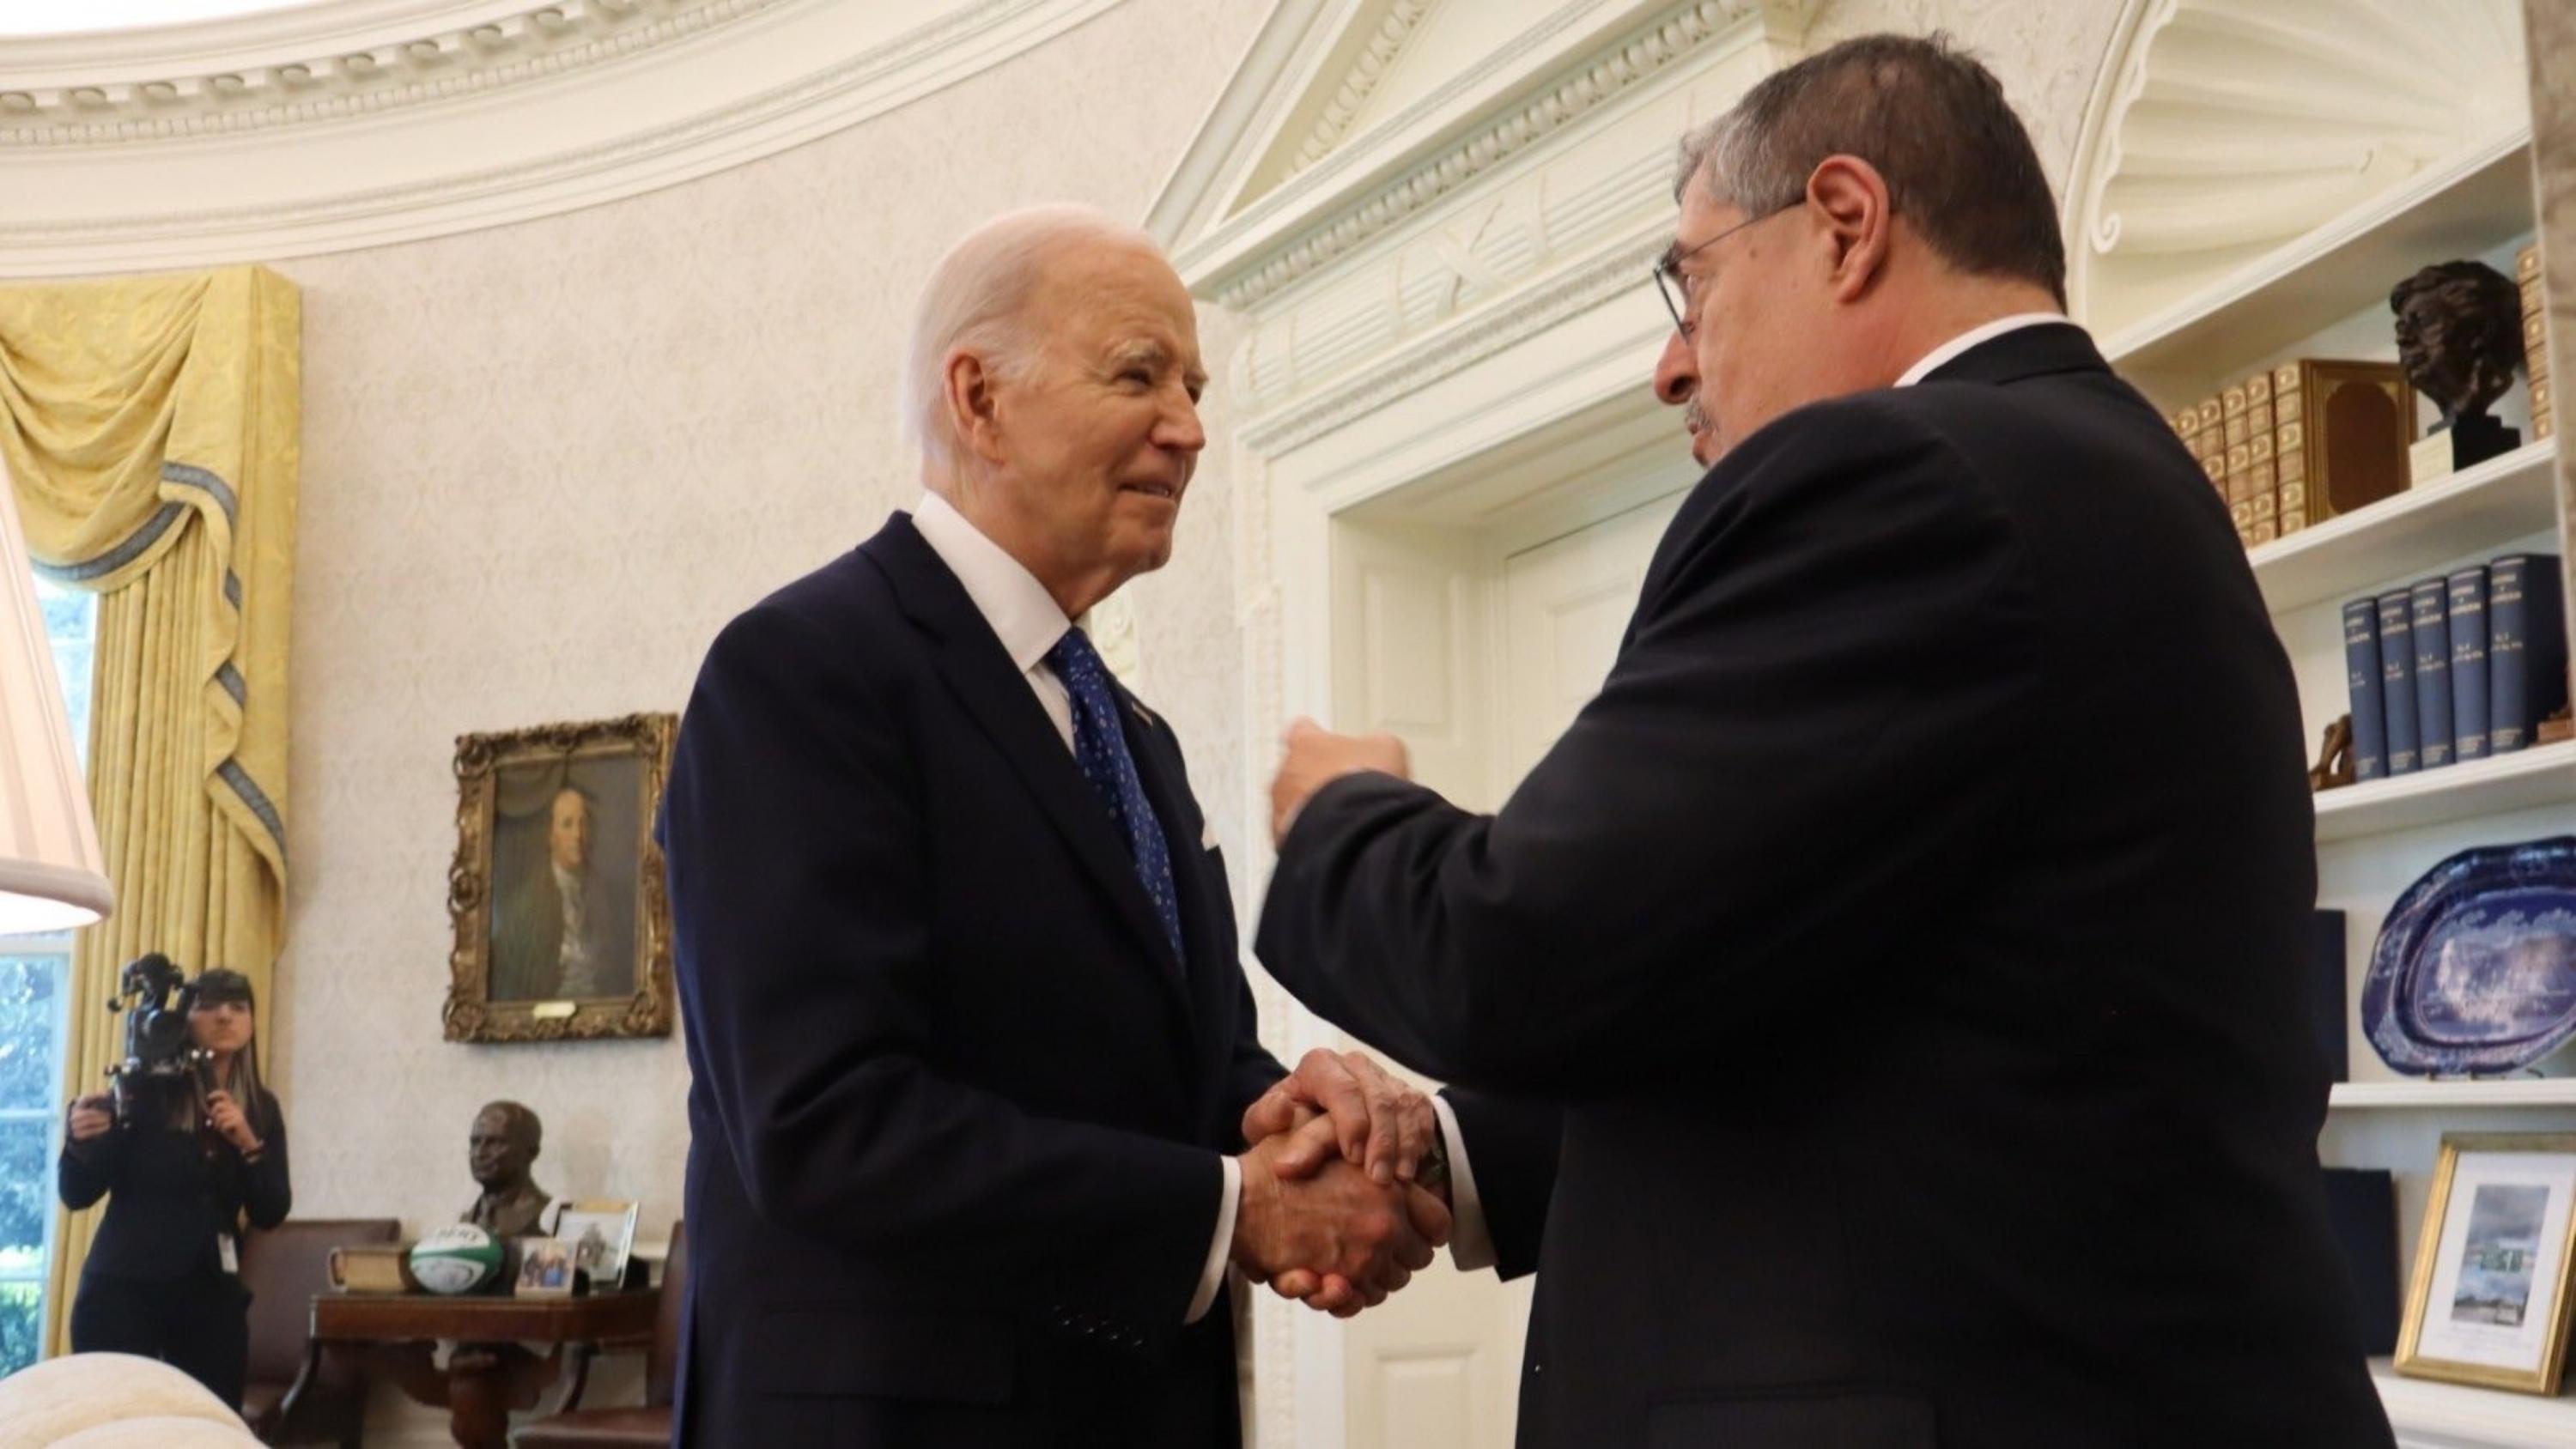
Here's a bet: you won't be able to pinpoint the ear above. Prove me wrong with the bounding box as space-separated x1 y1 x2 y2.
942 348 1009 465
1806 155 1893 305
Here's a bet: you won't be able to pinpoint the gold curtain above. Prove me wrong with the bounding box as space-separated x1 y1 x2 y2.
0 266 299 1354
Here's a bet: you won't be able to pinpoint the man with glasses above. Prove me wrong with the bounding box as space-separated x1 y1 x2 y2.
1252 33 2394 1448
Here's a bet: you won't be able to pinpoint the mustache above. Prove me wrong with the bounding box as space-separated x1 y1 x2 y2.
1683 397 1710 440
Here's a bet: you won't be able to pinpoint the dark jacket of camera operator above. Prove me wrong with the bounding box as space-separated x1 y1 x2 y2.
57 966 290 1408
58 1083 291 1275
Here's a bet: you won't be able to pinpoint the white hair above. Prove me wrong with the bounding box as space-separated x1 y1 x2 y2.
902 203 1161 476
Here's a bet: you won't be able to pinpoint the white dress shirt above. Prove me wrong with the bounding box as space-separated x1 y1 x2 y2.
910 491 1242 1325
1893 312 2069 387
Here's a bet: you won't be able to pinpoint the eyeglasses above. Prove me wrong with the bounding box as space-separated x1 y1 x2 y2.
1652 204 1789 339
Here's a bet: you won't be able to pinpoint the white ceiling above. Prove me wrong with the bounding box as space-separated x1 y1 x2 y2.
0 0 330 38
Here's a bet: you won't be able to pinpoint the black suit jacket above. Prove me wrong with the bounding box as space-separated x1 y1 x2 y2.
660 514 1285 1447
1258 325 2394 1447
60 1089 290 1282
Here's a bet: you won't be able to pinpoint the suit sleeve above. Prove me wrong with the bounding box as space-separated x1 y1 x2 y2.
1441 1089 1561 1280
240 1091 290 1230
1224 973 1289 1139
1255 400 2042 1094
664 600 1225 1339
57 1119 124 1210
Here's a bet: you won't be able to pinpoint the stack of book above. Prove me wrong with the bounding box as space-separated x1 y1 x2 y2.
2165 360 2413 549
2342 554 2569 781
2522 243 2553 443
2169 398 2227 506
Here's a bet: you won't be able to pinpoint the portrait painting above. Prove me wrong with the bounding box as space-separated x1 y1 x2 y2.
446 714 677 1044
2398 1134 2576 1393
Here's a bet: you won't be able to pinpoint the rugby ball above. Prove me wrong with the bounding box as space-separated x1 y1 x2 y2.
407 1224 504 1294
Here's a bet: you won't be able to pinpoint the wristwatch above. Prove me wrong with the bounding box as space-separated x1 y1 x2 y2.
1415 1119 1450 1198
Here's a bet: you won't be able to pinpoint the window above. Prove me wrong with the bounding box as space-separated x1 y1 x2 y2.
0 575 96 1374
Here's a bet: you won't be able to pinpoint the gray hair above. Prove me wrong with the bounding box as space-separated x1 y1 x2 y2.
1674 33 2065 306
902 204 1160 474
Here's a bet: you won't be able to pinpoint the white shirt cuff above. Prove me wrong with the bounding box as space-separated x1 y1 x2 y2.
1186 1154 1241 1324
1431 1094 1497 1272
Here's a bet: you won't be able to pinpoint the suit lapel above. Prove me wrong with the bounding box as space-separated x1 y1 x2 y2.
1116 696 1217 1016
860 517 1190 1004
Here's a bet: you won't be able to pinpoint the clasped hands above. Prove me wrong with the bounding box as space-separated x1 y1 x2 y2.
1230 1048 1448 1318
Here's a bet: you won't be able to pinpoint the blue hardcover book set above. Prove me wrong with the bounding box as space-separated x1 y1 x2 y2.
2343 600 2385 780
2342 555 2566 779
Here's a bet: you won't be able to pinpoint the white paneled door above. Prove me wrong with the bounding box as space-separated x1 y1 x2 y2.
1340 487 1686 1449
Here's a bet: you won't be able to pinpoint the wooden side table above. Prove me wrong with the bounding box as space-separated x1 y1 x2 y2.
306 1289 659 1449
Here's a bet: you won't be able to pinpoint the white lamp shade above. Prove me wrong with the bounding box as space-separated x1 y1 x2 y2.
0 462 110 934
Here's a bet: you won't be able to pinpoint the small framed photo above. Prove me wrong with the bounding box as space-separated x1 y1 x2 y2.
550 1200 640 1289
2398 1133 2576 1393
513 1238 574 1298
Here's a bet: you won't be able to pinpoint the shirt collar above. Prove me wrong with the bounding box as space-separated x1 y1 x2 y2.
911 490 1073 676
1894 312 2069 388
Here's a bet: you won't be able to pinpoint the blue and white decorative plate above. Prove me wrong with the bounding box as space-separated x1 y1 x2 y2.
2364 837 2576 1076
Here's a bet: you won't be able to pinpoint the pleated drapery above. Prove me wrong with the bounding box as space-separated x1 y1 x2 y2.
0 265 299 1354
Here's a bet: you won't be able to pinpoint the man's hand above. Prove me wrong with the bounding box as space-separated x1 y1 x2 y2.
66 1094 112 1143
1243 1048 1437 1187
1270 718 1409 845
1233 1122 1448 1319
204 1090 262 1155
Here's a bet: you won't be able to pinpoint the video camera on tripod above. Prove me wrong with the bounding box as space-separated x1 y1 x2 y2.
104 953 215 1127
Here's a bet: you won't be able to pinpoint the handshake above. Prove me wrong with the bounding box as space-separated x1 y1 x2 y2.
1229 1048 1450 1318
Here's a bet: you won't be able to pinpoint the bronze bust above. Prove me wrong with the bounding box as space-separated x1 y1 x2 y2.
2391 260 2524 469
462 1100 551 1240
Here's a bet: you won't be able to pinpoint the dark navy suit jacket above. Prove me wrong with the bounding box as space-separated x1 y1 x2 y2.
1261 326 2396 1448
660 513 1284 1446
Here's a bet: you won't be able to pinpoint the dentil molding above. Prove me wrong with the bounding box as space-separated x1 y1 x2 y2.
0 0 1121 276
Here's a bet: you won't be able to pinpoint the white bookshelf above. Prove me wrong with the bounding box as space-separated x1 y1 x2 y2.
2093 80 2570 1447
2334 1081 2576 1110
2373 1363 2576 1448
2313 740 2576 843
2251 441 2561 615
2104 128 2535 402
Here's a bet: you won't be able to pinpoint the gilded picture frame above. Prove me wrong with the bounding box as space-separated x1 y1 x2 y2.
2397 1132 2576 1394
444 713 677 1044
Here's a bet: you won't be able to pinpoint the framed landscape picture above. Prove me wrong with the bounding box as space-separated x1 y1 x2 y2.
2397 1133 2576 1393
445 713 677 1044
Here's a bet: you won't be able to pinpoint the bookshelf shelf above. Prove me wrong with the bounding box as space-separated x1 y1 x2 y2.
2104 128 2536 405
2331 1080 2576 1109
2312 741 2576 845
2373 1362 2576 1446
2251 441 2561 615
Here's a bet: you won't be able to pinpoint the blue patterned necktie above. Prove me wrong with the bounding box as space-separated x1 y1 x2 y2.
1045 627 1184 965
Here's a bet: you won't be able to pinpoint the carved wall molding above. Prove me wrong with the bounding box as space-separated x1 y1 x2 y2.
1212 0 1794 310
0 0 779 144
1241 227 1665 455
0 0 1122 276
2066 0 2528 331
1287 0 1437 175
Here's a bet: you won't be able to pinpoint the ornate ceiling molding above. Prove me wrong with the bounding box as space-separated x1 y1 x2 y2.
1188 0 1804 312
0 0 784 144
0 0 1121 276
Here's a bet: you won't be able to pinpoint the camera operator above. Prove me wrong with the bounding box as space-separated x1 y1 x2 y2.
57 967 290 1404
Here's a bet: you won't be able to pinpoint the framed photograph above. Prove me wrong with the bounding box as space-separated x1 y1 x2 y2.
513 1237 574 1298
445 713 677 1043
2397 1133 2576 1393
550 1200 640 1289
